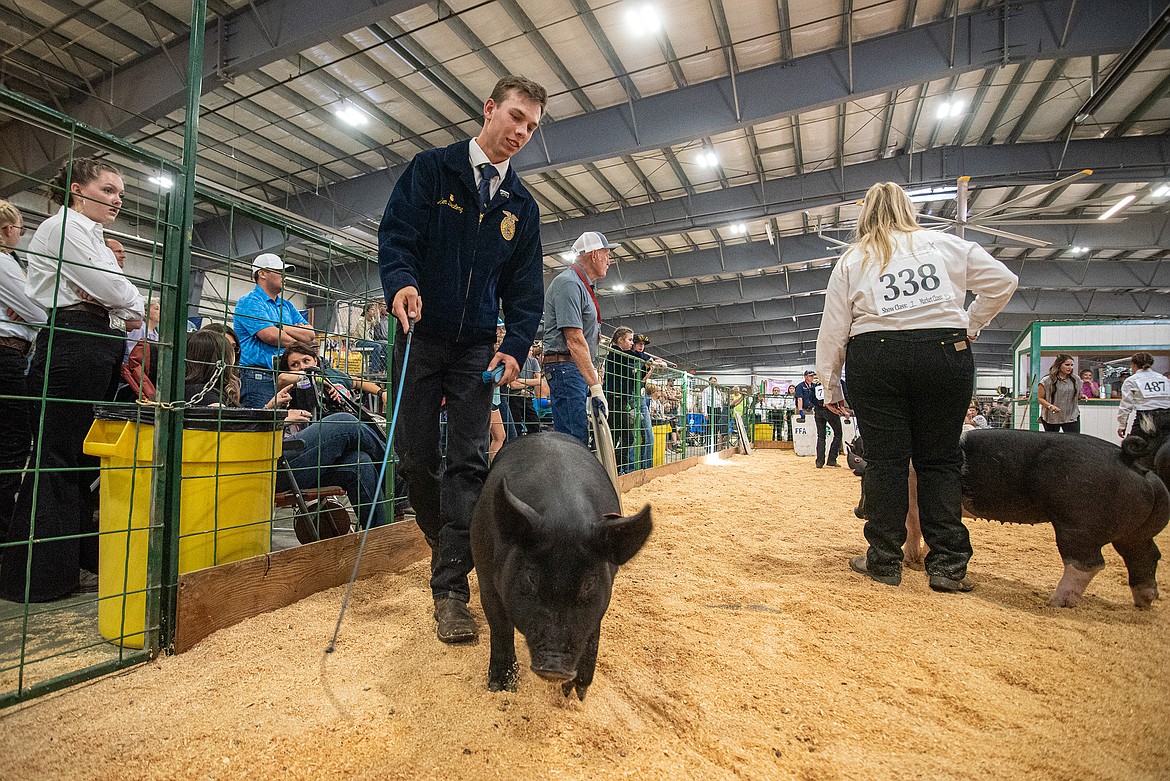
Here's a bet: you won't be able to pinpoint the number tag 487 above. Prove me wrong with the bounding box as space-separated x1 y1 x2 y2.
869 251 955 316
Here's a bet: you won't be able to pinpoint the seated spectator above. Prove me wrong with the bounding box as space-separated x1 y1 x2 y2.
277 341 386 419
185 331 387 527
201 322 241 364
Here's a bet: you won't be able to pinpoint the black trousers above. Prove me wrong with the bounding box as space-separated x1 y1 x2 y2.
0 345 32 540
392 333 492 603
1 311 122 602
814 405 842 466
845 328 974 580
1041 419 1080 433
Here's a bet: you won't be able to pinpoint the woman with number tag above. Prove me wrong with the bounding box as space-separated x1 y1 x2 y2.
1117 352 1170 439
815 182 1017 594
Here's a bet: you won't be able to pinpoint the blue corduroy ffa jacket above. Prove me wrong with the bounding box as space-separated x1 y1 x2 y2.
377 140 544 368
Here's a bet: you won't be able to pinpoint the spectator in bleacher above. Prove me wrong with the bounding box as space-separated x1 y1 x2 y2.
276 341 385 420
104 237 126 268
0 201 46 540
604 327 643 472
508 342 545 434
2 158 144 602
233 253 316 409
201 322 241 363
185 331 387 528
124 298 160 362
355 301 389 373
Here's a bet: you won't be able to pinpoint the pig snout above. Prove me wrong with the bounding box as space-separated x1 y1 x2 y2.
531 663 577 683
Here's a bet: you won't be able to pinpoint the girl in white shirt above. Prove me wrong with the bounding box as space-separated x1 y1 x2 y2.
1 159 145 603
815 181 1017 593
1117 352 1170 439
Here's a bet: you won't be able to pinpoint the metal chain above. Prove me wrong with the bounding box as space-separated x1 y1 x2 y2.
136 360 225 410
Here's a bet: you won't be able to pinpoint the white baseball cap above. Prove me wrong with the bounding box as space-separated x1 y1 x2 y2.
571 231 617 255
252 253 291 271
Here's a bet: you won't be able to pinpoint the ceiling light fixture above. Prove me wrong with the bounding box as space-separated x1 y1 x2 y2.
1098 194 1136 220
334 102 368 127
728 222 747 235
1069 246 1089 255
935 100 965 120
148 174 173 189
613 283 627 292
560 251 576 262
625 4 662 35
1153 184 1170 198
698 151 719 168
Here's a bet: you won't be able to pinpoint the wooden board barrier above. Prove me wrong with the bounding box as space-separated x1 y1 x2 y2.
617 446 740 493
174 521 429 653
752 440 793 449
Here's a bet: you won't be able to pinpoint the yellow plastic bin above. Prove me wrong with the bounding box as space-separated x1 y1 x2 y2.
83 406 283 648
753 423 773 442
652 424 671 467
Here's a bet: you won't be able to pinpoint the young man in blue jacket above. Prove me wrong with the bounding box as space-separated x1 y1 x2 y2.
378 75 547 644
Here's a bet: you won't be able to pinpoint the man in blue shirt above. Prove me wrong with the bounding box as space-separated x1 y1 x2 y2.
378 76 547 645
233 253 316 408
795 369 841 468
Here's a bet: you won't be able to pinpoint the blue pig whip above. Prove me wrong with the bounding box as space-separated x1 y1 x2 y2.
327 318 414 653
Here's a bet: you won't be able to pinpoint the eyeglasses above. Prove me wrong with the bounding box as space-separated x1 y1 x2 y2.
3 224 25 236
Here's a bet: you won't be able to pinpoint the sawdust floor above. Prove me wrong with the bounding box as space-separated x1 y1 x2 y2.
1 449 1167 780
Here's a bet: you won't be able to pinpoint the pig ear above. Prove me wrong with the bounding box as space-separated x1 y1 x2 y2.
497 477 542 544
599 504 652 566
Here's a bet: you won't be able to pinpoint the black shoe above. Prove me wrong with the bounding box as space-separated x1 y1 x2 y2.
825 462 840 468
928 574 974 593
433 597 477 643
849 556 901 586
76 569 99 594
815 463 824 469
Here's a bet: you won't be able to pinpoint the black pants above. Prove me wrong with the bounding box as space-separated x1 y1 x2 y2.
846 329 974 580
0 345 32 540
1 311 123 602
814 405 842 466
608 403 634 472
392 333 492 603
1041 418 1080 433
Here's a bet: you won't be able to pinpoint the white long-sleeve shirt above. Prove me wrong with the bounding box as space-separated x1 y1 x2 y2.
1118 368 1170 432
816 229 1018 403
26 205 144 321
0 251 48 342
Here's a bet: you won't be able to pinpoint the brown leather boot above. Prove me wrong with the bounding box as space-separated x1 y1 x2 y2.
433 597 477 643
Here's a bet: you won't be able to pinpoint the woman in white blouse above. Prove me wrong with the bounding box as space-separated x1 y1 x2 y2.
815 182 1017 594
1 159 144 603
0 200 47 543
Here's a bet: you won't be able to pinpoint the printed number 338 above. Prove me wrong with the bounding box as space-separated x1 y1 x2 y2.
879 263 942 301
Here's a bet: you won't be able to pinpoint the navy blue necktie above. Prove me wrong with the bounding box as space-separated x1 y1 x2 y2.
478 163 499 211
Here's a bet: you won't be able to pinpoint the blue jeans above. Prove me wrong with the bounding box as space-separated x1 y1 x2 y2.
240 367 275 409
637 394 653 469
285 412 387 527
545 361 588 444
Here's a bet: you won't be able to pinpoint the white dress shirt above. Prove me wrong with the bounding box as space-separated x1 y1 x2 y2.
1118 368 1170 431
816 229 1018 404
26 205 144 320
469 138 509 201
0 251 47 342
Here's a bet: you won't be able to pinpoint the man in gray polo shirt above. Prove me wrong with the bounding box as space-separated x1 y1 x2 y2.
542 231 615 443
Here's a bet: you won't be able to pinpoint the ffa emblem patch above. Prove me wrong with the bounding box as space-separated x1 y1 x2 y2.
500 211 518 241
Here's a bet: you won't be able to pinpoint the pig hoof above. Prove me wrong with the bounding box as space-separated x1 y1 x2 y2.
561 680 590 701
1131 585 1160 609
1048 590 1082 608
487 661 519 693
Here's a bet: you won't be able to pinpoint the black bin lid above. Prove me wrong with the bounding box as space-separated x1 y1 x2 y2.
94 403 284 433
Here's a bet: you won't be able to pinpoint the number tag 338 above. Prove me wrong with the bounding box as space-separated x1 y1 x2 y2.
869 250 955 316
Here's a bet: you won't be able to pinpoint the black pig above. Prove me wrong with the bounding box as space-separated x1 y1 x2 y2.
960 428 1169 608
470 433 652 699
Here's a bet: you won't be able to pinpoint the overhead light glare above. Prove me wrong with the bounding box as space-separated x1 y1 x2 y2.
1098 194 1136 221
728 222 747 235
560 251 576 262
334 103 368 127
148 174 173 189
1069 246 1089 255
935 100 965 120
906 185 957 203
698 151 719 168
1153 184 1170 198
613 283 627 292
625 4 662 35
